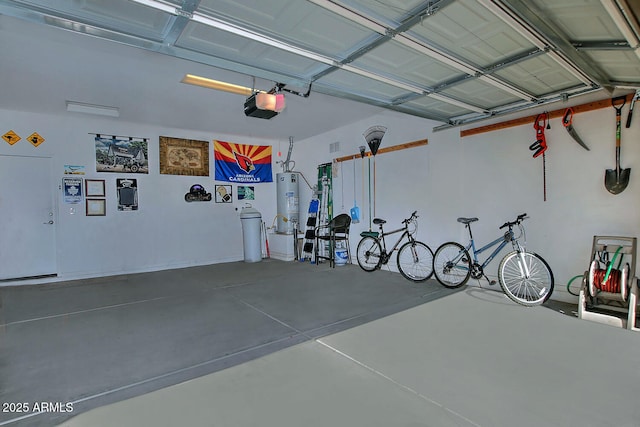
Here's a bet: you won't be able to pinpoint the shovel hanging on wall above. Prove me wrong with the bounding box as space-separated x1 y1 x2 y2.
605 96 630 195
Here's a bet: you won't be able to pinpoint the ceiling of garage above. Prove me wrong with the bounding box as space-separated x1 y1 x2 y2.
2 0 640 132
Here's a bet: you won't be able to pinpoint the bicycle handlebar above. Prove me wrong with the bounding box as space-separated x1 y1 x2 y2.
402 211 418 224
499 213 528 229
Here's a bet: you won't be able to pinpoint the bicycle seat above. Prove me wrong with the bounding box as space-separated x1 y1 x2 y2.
457 217 478 224
373 218 386 225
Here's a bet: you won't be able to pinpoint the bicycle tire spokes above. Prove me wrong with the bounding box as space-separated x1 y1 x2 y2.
397 241 434 282
433 242 471 288
498 251 554 306
434 214 554 305
356 236 382 272
356 211 434 282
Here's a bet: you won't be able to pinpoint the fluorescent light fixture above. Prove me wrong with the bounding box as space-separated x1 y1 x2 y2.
66 101 119 117
181 74 255 96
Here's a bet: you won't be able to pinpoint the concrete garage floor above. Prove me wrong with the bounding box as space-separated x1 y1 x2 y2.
1 260 639 427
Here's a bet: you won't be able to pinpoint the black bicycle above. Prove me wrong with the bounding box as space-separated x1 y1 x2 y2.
356 211 434 282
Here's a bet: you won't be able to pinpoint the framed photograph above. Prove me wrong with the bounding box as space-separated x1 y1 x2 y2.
62 177 83 204
116 178 138 211
86 198 106 216
159 136 209 176
215 185 232 203
85 179 106 197
94 135 149 174
237 185 255 200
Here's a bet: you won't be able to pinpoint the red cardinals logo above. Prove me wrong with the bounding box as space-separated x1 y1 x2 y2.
234 151 255 173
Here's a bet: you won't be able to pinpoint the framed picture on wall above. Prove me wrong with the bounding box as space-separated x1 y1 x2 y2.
85 179 106 197
215 185 232 203
159 136 209 176
86 198 106 216
116 178 138 211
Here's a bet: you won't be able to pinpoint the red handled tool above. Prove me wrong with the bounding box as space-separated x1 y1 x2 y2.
562 108 590 151
530 112 549 201
530 113 548 158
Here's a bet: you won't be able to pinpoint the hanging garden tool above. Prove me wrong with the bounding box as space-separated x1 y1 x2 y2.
625 89 640 128
363 126 386 230
349 158 360 223
605 96 630 195
350 147 365 223
562 108 590 151
530 112 549 201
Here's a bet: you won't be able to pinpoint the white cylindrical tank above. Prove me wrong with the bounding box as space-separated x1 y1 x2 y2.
240 206 262 263
276 172 299 234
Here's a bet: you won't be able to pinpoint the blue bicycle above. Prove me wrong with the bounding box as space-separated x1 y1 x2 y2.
432 213 554 306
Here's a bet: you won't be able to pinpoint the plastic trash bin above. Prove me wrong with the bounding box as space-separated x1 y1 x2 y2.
240 206 262 263
335 241 348 266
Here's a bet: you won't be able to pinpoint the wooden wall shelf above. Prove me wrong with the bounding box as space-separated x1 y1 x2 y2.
334 138 428 163
460 93 635 138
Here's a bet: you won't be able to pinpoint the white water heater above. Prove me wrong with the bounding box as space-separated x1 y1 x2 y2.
276 172 299 234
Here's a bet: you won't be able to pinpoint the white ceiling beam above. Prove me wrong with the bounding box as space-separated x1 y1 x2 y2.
600 0 640 61
428 93 487 114
309 0 536 102
306 0 388 34
130 0 537 110
479 0 594 86
130 0 177 15
131 0 429 95
340 65 424 93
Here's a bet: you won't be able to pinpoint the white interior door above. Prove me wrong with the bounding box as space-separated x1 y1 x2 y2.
0 155 57 280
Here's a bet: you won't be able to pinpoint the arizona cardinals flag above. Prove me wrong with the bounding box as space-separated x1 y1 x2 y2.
214 140 273 183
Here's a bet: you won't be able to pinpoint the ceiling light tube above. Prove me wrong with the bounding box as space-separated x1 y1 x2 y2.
66 101 120 117
181 74 255 96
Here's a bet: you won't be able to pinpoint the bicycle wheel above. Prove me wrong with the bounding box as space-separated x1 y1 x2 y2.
498 251 554 306
356 236 382 272
433 242 471 288
397 241 434 282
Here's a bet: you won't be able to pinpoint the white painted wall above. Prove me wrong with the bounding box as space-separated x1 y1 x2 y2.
294 106 640 302
1 109 283 282
3 97 639 302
